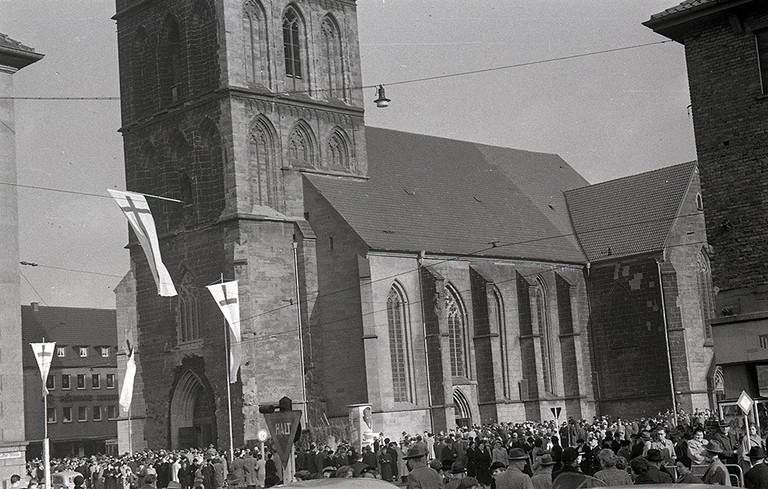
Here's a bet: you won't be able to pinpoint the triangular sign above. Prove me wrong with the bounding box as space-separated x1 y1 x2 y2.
264 410 302 468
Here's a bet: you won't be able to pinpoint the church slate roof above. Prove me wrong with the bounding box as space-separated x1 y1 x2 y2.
305 127 589 264
564 160 697 262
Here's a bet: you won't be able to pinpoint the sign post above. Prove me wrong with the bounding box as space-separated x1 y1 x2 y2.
738 391 755 443
550 406 562 422
31 342 55 489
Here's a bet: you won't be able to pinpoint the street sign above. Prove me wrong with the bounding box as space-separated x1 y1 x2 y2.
551 407 562 419
737 391 754 415
264 410 302 468
257 429 269 442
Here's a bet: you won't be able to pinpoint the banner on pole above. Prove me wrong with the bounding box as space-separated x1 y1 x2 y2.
206 281 241 383
119 344 136 414
30 342 56 395
108 189 177 297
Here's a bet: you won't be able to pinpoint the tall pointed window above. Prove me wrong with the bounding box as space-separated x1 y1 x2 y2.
446 285 468 378
697 251 715 341
536 278 556 394
387 285 412 403
328 129 350 170
244 0 270 88
131 28 151 118
288 121 315 168
249 118 280 209
321 16 345 100
189 0 217 95
178 273 201 343
160 15 185 105
491 288 510 398
282 7 303 82
757 29 768 94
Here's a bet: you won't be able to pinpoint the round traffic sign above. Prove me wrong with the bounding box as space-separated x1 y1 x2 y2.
257 429 269 442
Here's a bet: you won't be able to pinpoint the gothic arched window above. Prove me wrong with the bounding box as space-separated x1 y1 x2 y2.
131 28 151 118
321 15 345 101
160 15 185 105
249 117 280 209
288 121 315 168
697 251 715 341
328 129 350 170
178 273 201 343
491 288 510 398
282 7 305 86
387 284 412 403
536 277 556 395
243 0 270 88
446 285 468 378
189 0 217 95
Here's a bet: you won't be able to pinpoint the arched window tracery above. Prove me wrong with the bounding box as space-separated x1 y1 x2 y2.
321 15 345 101
536 277 556 395
387 284 413 403
446 285 469 378
243 0 270 88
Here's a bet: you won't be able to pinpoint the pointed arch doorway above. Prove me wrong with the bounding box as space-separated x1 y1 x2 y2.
454 388 472 428
169 369 218 449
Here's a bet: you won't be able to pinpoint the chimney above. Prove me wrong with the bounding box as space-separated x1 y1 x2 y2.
31 302 39 312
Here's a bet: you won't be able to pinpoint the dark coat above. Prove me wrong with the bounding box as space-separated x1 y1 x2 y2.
746 463 768 489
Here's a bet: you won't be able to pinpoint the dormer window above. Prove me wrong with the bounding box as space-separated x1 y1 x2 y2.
57 347 66 358
79 347 88 358
101 347 110 358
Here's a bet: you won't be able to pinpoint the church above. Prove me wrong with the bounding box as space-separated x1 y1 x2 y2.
112 0 715 450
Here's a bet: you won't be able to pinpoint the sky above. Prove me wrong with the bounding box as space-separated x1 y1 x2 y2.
0 0 696 309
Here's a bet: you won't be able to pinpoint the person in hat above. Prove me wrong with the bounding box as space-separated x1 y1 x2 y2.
404 444 441 489
490 461 507 482
593 449 631 486
703 439 731 486
711 421 740 465
531 454 556 489
552 447 603 489
644 449 673 484
745 446 768 489
445 462 466 489
359 466 377 479
495 448 533 489
675 456 704 484
687 427 708 465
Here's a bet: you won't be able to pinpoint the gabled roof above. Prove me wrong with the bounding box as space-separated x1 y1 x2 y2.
306 127 588 264
565 161 697 262
21 305 117 368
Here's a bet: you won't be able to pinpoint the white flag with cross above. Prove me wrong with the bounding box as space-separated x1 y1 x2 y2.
108 189 177 297
119 342 137 414
30 342 56 395
206 281 241 383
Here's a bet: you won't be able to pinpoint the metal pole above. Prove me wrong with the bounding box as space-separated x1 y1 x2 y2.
128 406 133 454
220 275 235 463
657 260 678 425
43 390 51 489
292 241 308 427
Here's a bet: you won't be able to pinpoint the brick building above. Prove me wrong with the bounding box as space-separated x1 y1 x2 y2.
22 304 119 458
0 32 42 481
113 0 715 447
646 0 768 426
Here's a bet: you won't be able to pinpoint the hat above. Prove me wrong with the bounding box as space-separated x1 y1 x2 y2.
748 447 766 460
489 461 507 471
706 440 725 455
641 432 652 440
718 421 731 428
508 448 528 460
451 462 466 474
360 466 377 476
538 454 556 466
321 466 336 474
561 447 581 465
403 445 428 459
645 449 663 462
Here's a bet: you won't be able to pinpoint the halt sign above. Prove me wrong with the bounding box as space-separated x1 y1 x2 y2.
264 410 302 467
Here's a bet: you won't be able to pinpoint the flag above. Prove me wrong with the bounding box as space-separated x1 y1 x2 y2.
108 189 177 297
119 344 136 414
206 281 241 383
30 342 56 395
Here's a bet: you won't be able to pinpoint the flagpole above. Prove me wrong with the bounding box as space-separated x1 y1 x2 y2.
221 275 235 464
39 338 52 489
291 241 308 428
128 405 133 454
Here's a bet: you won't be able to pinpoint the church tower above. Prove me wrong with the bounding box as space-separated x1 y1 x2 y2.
113 0 366 448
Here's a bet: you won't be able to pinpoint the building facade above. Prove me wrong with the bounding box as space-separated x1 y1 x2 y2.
113 0 717 447
0 32 42 482
22 304 119 458
646 0 768 427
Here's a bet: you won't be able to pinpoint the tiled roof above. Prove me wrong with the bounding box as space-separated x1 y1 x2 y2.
21 305 117 368
565 161 696 262
306 127 588 264
0 32 37 54
648 0 717 21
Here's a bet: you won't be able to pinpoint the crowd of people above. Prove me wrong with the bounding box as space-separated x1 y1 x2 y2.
11 408 768 489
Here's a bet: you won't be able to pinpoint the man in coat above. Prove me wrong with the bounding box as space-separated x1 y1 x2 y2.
745 447 768 489
495 448 533 489
404 445 441 489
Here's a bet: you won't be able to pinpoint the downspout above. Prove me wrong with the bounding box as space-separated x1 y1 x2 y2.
657 257 678 425
417 250 435 434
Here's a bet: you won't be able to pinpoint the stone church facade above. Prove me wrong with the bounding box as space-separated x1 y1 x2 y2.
113 0 715 448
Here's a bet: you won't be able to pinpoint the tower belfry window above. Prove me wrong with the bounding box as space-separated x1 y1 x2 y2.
283 8 302 80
